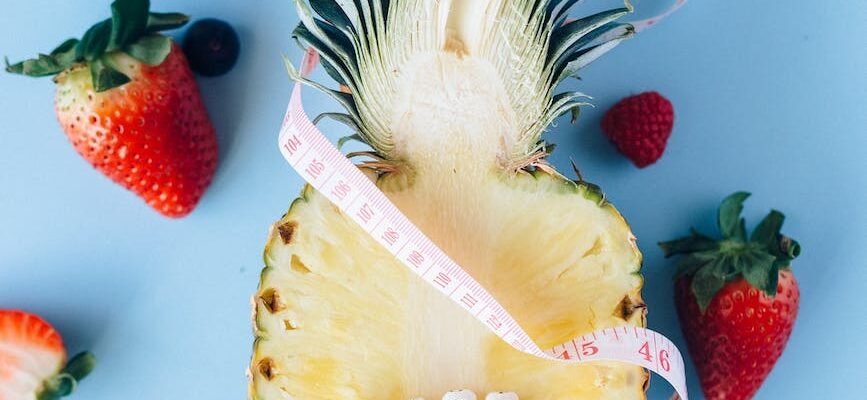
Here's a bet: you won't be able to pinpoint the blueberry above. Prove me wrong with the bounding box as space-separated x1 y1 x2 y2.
182 19 240 77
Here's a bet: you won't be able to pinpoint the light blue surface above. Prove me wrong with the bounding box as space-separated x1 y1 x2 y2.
1 1 865 399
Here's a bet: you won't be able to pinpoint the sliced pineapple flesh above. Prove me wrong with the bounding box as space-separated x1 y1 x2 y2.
255 0 645 397
252 169 647 399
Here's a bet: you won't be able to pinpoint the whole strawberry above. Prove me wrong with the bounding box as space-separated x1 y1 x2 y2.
0 310 96 399
660 192 801 400
601 91 674 168
6 0 217 218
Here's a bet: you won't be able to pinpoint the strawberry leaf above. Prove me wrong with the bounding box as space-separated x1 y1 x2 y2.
778 235 801 260
145 12 190 32
692 258 727 312
718 191 750 240
109 0 150 51
750 209 784 247
78 19 113 61
659 228 718 257
90 57 131 92
50 39 81 67
741 251 778 296
126 34 172 66
673 252 714 280
5 54 66 77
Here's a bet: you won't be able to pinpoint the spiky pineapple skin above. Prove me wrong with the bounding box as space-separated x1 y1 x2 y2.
249 170 648 400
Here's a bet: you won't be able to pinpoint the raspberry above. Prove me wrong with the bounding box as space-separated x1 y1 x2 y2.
600 91 674 168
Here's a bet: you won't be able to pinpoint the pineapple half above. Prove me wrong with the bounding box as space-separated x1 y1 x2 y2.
251 0 649 398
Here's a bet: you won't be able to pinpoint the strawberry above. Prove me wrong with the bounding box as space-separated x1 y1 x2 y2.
660 192 801 400
600 91 674 168
0 310 96 400
6 0 217 218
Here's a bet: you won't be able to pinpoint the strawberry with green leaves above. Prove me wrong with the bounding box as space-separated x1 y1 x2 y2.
660 192 801 400
0 310 95 400
6 0 217 218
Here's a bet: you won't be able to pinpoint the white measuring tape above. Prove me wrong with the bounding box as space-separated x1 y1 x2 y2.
277 2 689 398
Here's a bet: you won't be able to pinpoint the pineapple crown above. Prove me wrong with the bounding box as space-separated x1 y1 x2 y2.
286 0 634 166
659 192 801 312
5 0 188 92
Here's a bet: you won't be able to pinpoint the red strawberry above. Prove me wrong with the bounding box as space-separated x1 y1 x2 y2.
6 0 217 218
601 91 674 168
660 192 801 400
0 310 96 400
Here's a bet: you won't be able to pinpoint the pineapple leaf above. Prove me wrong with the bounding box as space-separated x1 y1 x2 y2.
337 133 364 149
283 57 360 124
314 19 357 67
546 0 586 26
557 21 631 66
320 58 348 85
547 9 629 66
543 91 594 126
550 91 592 107
310 0 355 34
294 0 347 64
570 107 580 123
314 112 362 134
293 24 356 90
718 191 751 240
553 29 632 85
380 0 391 22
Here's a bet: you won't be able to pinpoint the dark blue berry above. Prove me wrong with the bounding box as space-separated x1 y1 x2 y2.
182 19 240 77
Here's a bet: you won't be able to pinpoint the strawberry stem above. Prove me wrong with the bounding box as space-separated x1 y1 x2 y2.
660 192 801 312
37 352 96 400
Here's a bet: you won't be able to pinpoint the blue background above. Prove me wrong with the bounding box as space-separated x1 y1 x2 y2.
1 1 865 399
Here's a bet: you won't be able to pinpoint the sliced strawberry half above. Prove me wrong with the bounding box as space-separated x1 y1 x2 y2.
0 310 95 400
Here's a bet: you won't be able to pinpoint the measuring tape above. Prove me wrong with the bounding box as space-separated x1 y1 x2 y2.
277 2 689 398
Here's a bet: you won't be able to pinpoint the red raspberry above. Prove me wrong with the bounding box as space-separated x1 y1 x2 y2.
601 91 674 168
